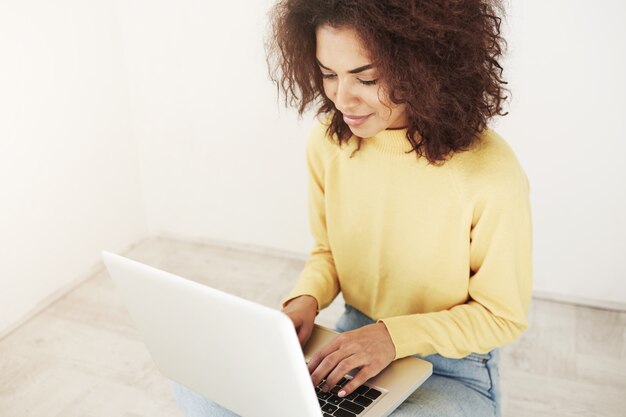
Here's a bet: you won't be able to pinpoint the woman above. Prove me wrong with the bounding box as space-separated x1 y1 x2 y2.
174 0 532 416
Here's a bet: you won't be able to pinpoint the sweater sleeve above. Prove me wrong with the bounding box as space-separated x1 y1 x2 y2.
281 123 341 311
379 164 533 360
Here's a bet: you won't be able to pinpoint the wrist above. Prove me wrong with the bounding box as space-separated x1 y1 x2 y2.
284 295 318 311
378 321 396 358
299 295 319 312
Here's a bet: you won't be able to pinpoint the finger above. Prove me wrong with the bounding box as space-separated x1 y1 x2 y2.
307 333 344 373
288 316 306 346
323 354 362 392
307 351 322 375
284 311 301 329
297 328 306 347
338 366 376 398
307 345 332 374
297 321 313 347
310 350 347 388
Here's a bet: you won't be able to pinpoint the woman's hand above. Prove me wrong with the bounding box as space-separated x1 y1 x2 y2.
282 295 318 347
307 322 396 397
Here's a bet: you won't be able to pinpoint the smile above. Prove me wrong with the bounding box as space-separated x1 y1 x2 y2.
343 113 372 127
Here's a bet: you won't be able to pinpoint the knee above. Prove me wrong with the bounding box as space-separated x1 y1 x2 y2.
390 376 496 417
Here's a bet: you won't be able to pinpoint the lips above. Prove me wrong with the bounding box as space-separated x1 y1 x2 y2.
343 113 372 127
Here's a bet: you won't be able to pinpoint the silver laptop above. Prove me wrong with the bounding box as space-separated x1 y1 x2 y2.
102 251 432 417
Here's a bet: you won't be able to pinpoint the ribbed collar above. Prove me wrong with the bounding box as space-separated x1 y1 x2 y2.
366 129 415 156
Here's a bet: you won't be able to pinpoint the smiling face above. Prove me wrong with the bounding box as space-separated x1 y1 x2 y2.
315 25 407 138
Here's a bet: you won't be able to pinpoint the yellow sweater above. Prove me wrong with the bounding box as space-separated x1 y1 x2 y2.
283 120 533 360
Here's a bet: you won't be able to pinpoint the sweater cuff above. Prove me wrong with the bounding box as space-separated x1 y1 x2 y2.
281 291 322 314
281 275 339 312
281 280 332 313
378 316 436 360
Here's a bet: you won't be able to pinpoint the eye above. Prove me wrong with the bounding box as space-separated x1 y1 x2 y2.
358 79 378 86
321 73 336 80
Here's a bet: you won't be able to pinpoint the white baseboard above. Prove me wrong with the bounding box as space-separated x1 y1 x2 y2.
155 231 310 261
158 233 626 312
0 238 148 342
532 290 626 312
3 234 623 342
0 262 105 341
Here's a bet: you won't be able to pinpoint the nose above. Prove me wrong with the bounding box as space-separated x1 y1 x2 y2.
332 79 359 111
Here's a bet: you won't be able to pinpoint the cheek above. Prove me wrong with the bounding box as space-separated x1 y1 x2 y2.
365 91 388 114
392 105 408 122
322 81 336 101
369 101 391 118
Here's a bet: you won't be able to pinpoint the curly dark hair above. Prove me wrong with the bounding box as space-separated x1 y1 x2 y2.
266 0 510 164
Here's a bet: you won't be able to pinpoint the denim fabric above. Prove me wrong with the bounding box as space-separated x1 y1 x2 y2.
172 304 501 417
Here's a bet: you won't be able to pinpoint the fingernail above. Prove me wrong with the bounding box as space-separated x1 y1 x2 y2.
338 390 346 398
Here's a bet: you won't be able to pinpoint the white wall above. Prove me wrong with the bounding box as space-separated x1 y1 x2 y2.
0 0 147 335
115 0 315 254
495 1 626 306
1 0 624 339
117 0 626 306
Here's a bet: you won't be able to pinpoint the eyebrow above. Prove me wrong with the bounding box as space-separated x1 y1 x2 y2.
316 59 374 74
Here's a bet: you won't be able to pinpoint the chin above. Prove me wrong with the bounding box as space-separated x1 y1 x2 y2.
348 127 369 138
347 123 380 139
353 128 383 139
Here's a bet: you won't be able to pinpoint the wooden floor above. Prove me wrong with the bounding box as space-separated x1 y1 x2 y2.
0 237 624 417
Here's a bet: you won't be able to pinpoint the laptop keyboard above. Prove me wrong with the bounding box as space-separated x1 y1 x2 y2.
315 375 385 417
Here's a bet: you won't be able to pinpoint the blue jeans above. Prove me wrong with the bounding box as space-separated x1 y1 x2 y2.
172 304 501 417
